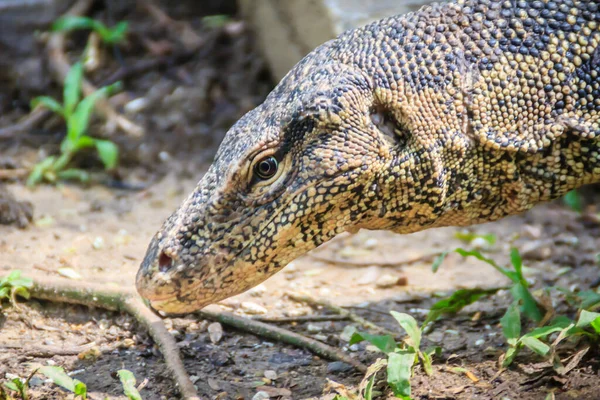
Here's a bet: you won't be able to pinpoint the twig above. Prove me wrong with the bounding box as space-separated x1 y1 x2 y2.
288 293 398 337
0 169 29 180
0 342 96 357
253 314 349 323
197 309 367 373
47 0 144 138
99 50 196 86
15 276 200 400
309 251 443 268
0 108 52 139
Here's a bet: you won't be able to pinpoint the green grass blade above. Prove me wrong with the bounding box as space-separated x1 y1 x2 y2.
423 287 503 326
94 139 119 169
52 16 97 32
576 310 600 329
117 370 142 400
562 190 582 212
31 96 64 117
105 21 129 43
431 251 449 273
63 62 83 118
521 336 550 356
511 282 543 322
501 303 521 346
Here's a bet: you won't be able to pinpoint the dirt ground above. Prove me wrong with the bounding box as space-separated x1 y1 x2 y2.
0 1 599 400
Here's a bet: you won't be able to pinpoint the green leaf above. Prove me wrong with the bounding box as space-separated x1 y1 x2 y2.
94 139 119 169
576 291 600 310
117 370 142 400
67 82 121 142
591 318 600 334
390 311 421 349
576 310 600 329
63 62 83 118
509 248 523 274
31 96 64 117
501 303 521 346
0 287 9 299
3 380 20 392
74 381 87 399
431 251 449 273
103 21 128 44
424 287 502 326
511 282 543 323
523 318 573 340
39 366 75 392
563 190 582 212
521 336 550 356
349 332 396 354
202 15 231 28
387 350 415 399
52 16 97 33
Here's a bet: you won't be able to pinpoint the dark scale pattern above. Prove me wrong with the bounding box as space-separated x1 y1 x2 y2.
136 0 600 313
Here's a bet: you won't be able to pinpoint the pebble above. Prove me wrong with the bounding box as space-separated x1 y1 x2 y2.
241 302 268 315
264 370 278 380
124 97 149 114
208 322 223 344
475 339 486 346
248 284 267 297
327 361 353 373
375 274 405 288
520 240 552 260
252 391 270 400
307 323 322 333
471 237 490 249
92 236 104 250
356 266 380 285
521 224 542 239
364 238 379 249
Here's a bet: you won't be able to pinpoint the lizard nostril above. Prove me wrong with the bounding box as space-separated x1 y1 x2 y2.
158 251 174 273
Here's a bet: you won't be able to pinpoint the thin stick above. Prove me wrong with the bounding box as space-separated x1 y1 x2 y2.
288 293 398 337
47 0 144 138
23 276 200 400
309 251 443 268
0 169 29 180
197 309 367 373
253 314 349 323
0 108 52 139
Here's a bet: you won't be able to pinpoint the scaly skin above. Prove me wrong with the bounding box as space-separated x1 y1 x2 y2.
137 0 600 313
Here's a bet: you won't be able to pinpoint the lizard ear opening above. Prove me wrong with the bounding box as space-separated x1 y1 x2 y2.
369 104 411 147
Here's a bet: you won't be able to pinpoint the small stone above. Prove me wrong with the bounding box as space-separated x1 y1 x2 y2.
252 391 270 400
375 274 405 288
241 302 268 315
307 323 322 333
356 266 380 285
327 361 353 373
475 339 485 346
364 238 379 249
248 284 267 297
264 370 278 380
92 236 104 250
208 322 224 344
520 241 552 260
521 224 542 239
471 237 489 249
124 97 149 113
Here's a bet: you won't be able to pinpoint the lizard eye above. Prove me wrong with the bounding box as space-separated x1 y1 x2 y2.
254 156 278 180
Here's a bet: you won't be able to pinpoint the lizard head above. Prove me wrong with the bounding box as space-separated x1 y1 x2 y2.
136 54 410 314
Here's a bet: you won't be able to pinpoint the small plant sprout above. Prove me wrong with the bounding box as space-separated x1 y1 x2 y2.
0 270 33 308
52 16 128 45
39 366 87 399
28 62 121 186
350 312 438 399
117 370 143 400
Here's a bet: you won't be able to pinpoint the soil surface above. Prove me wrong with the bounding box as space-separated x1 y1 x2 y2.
0 1 599 400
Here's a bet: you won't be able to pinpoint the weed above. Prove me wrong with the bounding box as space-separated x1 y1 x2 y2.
52 16 128 45
28 62 120 186
117 370 143 400
350 312 439 399
0 270 32 308
562 190 583 212
39 366 87 399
